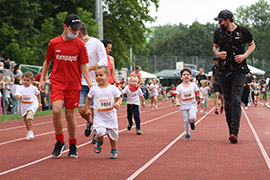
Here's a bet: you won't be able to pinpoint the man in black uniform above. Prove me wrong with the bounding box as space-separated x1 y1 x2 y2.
195 68 207 87
213 9 255 143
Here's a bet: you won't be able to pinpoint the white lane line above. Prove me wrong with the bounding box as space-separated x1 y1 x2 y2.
126 107 215 180
242 107 270 170
0 102 167 132
0 107 179 177
0 105 172 146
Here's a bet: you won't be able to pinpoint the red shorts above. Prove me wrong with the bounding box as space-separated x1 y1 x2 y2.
50 88 80 109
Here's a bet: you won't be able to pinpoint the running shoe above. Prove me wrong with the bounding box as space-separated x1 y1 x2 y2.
26 131 30 140
190 123 195 130
229 134 238 144
127 123 133 131
84 122 92 137
94 140 103 153
215 109 219 114
136 129 143 135
91 134 97 144
184 134 191 141
52 141 65 158
200 109 203 113
109 149 119 159
205 111 208 115
28 131 34 140
68 144 78 158
220 106 224 113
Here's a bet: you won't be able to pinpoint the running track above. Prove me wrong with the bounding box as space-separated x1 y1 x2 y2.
0 100 270 180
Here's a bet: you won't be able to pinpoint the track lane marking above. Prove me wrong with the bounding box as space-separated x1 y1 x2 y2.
126 107 215 180
0 107 179 176
242 107 270 170
0 102 166 132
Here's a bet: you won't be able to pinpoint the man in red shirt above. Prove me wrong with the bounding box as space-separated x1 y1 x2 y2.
39 14 93 158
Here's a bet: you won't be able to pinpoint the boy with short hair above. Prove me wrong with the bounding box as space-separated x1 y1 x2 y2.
16 72 41 140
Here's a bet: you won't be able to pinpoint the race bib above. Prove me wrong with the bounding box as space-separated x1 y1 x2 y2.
96 97 114 112
181 90 195 101
22 95 33 104
202 91 208 96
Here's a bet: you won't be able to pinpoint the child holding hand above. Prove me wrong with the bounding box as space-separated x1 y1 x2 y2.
85 66 122 159
122 76 145 135
175 69 203 141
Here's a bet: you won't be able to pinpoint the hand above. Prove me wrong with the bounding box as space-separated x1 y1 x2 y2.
38 81 45 93
88 82 94 89
141 102 146 108
217 51 227 60
113 102 121 110
234 54 245 64
85 109 92 116
199 96 204 100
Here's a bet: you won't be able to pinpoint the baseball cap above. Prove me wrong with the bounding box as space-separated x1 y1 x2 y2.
214 9 233 21
64 14 82 30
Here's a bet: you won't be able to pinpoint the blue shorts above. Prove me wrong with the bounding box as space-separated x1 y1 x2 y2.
79 85 93 107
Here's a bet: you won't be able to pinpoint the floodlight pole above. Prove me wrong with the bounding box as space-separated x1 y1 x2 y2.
95 0 103 40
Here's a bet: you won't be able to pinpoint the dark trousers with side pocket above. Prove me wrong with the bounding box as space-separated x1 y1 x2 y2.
127 104 141 130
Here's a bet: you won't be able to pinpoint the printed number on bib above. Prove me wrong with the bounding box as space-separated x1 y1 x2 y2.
22 95 33 104
97 97 114 112
181 90 195 101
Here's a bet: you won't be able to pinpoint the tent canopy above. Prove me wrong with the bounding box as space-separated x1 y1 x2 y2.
140 70 157 80
207 64 265 76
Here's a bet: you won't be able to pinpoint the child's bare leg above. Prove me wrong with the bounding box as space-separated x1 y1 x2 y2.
109 137 117 150
97 136 104 143
27 119 33 130
23 117 29 131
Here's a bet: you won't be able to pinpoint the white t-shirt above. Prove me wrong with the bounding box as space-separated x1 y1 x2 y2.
175 82 199 111
81 37 107 86
150 84 159 97
88 85 121 128
200 86 209 100
11 84 21 96
122 86 143 106
15 85 40 116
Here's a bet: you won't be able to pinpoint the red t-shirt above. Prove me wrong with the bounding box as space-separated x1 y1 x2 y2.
45 35 89 90
107 55 114 84
169 88 176 96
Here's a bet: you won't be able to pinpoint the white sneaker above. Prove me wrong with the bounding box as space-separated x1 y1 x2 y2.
26 131 30 140
244 106 248 110
155 105 158 109
248 103 251 106
28 130 34 140
205 111 208 114
200 109 203 113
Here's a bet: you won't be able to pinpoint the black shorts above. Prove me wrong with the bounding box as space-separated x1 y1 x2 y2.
213 84 223 94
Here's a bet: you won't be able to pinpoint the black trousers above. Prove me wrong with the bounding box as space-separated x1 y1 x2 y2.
220 72 246 136
127 104 141 130
241 86 250 106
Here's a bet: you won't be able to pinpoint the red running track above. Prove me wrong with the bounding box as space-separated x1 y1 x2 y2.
0 99 269 180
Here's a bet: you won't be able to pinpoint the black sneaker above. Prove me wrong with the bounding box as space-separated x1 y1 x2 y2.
52 141 65 158
84 123 92 137
229 134 238 144
190 123 195 130
91 134 97 144
127 123 133 131
184 134 191 141
68 144 78 158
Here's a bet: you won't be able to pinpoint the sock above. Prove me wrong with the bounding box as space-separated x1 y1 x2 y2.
69 138 77 146
55 133 64 144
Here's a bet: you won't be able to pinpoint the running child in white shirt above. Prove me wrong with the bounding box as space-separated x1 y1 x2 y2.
122 76 145 135
15 72 42 140
200 80 210 114
85 66 122 159
175 68 203 141
149 78 160 109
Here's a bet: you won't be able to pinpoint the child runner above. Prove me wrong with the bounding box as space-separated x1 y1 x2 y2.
85 66 122 159
261 84 267 103
149 78 159 109
175 68 203 141
122 76 146 135
200 80 209 114
169 84 176 106
15 72 41 140
252 83 260 107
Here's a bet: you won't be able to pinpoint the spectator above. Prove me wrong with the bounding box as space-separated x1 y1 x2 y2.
130 66 142 83
195 68 207 87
